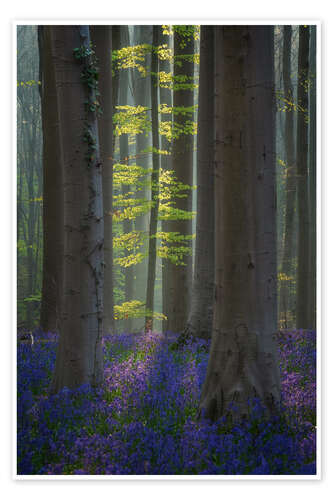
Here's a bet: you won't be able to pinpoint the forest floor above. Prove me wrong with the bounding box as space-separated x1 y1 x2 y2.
17 329 316 475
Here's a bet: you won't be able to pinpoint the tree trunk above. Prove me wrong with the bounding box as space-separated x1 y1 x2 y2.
159 27 173 333
145 26 160 331
119 26 133 333
279 25 297 329
39 26 63 333
308 25 316 331
199 26 280 421
182 25 215 342
132 25 151 309
49 25 104 393
166 26 194 334
296 26 310 329
90 26 115 334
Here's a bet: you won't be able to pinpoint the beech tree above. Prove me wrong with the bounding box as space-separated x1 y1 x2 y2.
90 26 114 335
48 25 104 392
296 26 310 329
145 26 160 331
183 25 215 341
199 26 281 420
39 26 63 333
118 26 134 333
164 26 195 333
159 26 173 333
279 25 296 328
132 25 152 308
308 25 316 330
17 26 43 330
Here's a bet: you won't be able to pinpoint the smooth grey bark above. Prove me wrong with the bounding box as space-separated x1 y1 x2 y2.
145 26 160 331
119 26 133 333
279 25 297 329
39 26 63 333
49 25 104 393
90 26 115 334
199 26 280 421
166 26 194 334
296 26 310 329
132 25 152 308
182 25 215 342
308 25 316 330
158 26 173 333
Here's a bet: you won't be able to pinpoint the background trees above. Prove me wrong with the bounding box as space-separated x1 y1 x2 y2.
17 26 43 331
296 26 310 330
183 25 214 341
18 23 317 350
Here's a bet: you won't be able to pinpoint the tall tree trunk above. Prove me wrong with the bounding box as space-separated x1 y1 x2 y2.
133 25 152 308
199 26 280 421
145 26 160 331
119 26 133 332
296 26 310 329
49 25 104 393
90 26 115 334
39 26 63 333
166 26 194 334
279 25 297 329
182 25 215 341
159 27 173 333
308 25 316 331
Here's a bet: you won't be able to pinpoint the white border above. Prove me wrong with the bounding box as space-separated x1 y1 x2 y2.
12 20 322 483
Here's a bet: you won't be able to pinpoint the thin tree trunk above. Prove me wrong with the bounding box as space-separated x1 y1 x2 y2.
296 26 310 329
167 26 194 334
119 26 133 333
279 25 297 329
145 26 160 331
199 26 280 421
90 26 115 334
159 27 173 333
308 25 316 331
132 26 152 309
49 25 104 393
182 25 215 342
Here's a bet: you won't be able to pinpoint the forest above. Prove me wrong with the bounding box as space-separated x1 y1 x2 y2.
17 24 317 476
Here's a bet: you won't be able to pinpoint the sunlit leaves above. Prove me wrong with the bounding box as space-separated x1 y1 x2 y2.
115 253 146 268
113 230 146 252
158 119 197 142
113 43 151 75
112 202 152 222
113 163 150 187
159 169 194 202
278 272 294 282
158 205 195 221
17 80 41 87
114 300 166 320
113 105 150 136
158 104 197 116
156 231 194 265
140 146 170 156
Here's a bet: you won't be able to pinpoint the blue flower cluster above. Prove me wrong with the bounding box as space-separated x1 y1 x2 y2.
17 329 316 475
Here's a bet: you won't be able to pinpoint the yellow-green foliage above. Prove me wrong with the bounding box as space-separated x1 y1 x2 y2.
113 163 150 187
156 231 194 265
159 169 194 202
17 80 41 87
114 105 151 136
114 300 166 320
159 104 198 116
115 253 146 268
